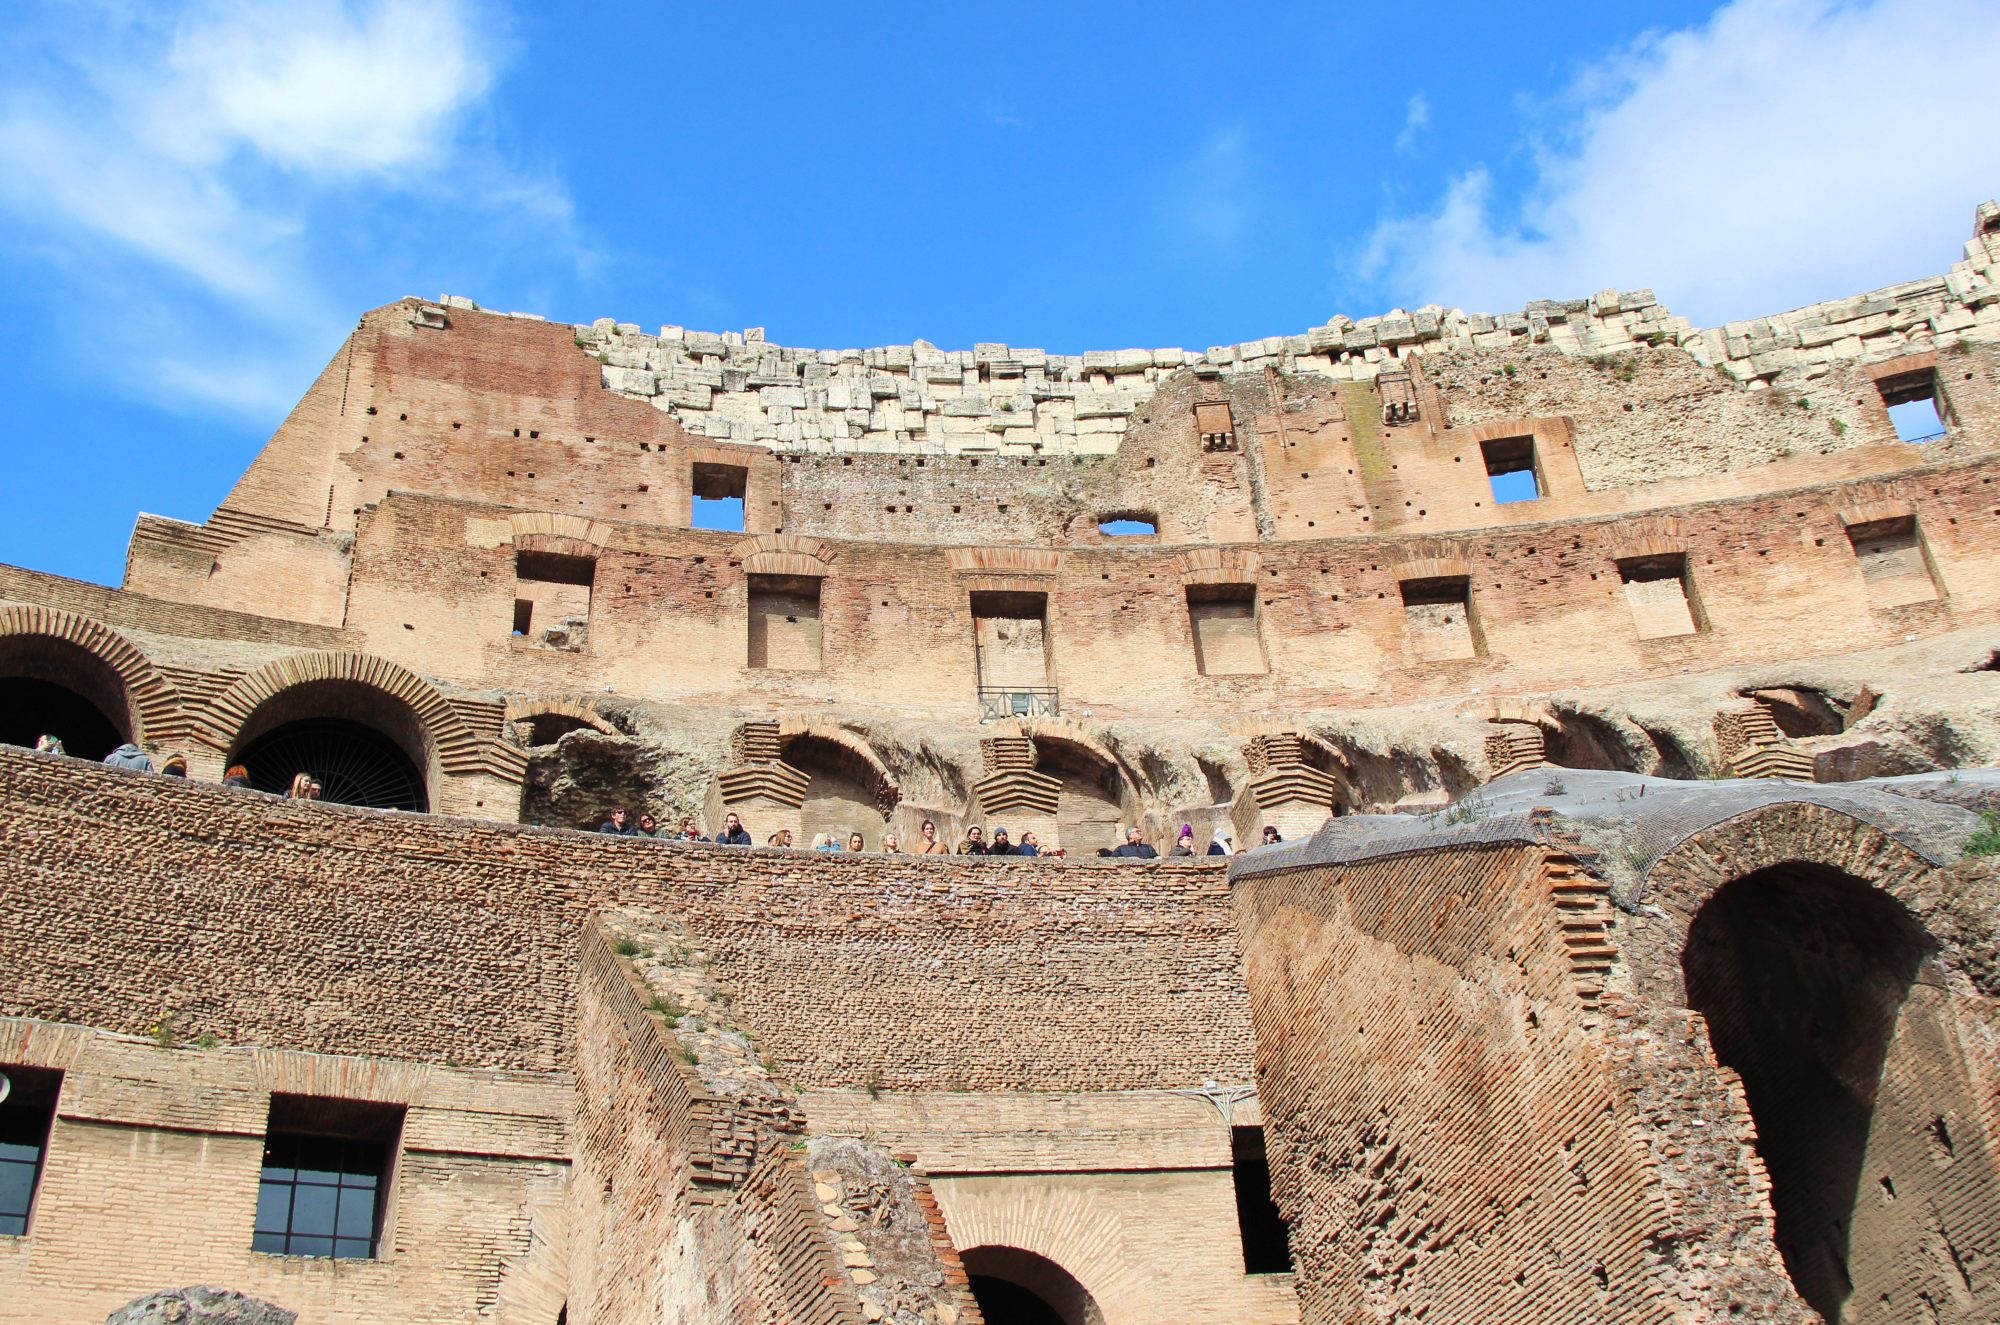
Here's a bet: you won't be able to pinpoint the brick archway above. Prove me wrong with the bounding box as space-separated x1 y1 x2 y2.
0 604 181 749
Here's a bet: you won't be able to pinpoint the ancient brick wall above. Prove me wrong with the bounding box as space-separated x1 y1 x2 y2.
0 1023 568 1325
1232 844 1694 1324
0 749 1250 1091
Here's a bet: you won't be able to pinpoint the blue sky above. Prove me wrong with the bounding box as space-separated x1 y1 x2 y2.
2 0 1997 585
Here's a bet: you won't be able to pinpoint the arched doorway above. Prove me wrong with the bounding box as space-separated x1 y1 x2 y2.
1681 861 1982 1323
0 636 133 760
782 732 895 848
228 680 432 811
1033 737 1126 855
961 1246 1102 1325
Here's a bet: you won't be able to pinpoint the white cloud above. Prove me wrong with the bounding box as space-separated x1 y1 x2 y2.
1394 94 1429 154
1355 0 2000 327
0 0 572 415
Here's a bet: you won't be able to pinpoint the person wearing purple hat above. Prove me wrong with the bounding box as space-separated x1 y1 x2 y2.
1170 823 1197 856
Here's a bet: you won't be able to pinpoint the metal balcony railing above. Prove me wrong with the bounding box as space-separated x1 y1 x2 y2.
978 687 1059 721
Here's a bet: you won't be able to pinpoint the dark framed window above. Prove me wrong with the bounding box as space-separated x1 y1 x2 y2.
0 1065 61 1236
252 1094 403 1260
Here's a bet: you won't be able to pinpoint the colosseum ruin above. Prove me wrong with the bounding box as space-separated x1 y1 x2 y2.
4 203 2000 1325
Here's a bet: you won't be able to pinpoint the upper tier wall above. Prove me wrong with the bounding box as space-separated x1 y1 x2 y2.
529 200 2000 456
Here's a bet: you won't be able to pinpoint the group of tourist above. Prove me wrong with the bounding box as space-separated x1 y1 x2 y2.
32 733 316 799
593 807 1284 857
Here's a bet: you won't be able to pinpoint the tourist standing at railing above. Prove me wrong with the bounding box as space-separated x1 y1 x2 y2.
1208 831 1234 857
33 734 63 756
1169 824 1196 856
1261 826 1283 846
881 832 900 852
715 811 752 845
1016 831 1041 857
915 819 950 855
222 764 253 789
598 807 636 835
1110 826 1158 859
987 827 1016 856
105 742 152 773
635 813 660 838
676 816 706 842
958 825 988 855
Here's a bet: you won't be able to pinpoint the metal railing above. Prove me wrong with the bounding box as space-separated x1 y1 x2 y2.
978 687 1059 721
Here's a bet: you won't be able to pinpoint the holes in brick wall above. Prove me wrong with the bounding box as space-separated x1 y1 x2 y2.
1845 515 1942 607
748 574 823 670
1877 368 1950 442
1399 576 1479 661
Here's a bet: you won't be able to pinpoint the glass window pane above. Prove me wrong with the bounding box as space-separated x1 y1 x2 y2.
0 1213 25 1237
290 1183 337 1238
259 1163 296 1184
0 1141 40 1164
253 1181 292 1235
341 1169 378 1191
335 1186 376 1239
0 1160 35 1219
251 1230 287 1254
333 1237 373 1259
289 1234 334 1258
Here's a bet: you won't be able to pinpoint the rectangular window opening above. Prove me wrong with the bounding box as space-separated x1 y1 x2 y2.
1099 515 1158 536
692 462 748 531
1617 553 1701 639
748 573 823 670
513 550 594 649
252 1094 403 1261
1188 583 1268 676
1400 575 1479 661
1845 515 1941 607
1480 435 1542 503
1232 1125 1293 1275
1877 370 1949 443
0 1065 61 1237
972 590 1055 717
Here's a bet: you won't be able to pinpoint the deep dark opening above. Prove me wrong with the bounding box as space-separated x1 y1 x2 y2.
0 677 126 760
962 1246 1100 1325
1397 575 1469 609
1743 687 1846 739
236 718 428 811
968 1276 1068 1325
0 1064 62 1236
1232 1125 1294 1273
511 713 597 747
1682 863 1931 1322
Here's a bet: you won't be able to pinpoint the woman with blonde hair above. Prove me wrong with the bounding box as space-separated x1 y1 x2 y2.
881 832 900 852
286 772 320 800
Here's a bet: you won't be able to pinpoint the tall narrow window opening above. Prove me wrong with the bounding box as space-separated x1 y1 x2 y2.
1188 583 1268 675
1232 1125 1293 1274
0 1065 60 1236
692 462 748 532
972 591 1055 719
253 1094 404 1260
1480 435 1542 503
748 574 823 670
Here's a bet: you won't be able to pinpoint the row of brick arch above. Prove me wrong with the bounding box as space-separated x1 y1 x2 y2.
0 605 517 808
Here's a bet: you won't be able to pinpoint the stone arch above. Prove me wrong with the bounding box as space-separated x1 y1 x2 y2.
962 1246 1103 1325
504 697 620 747
776 719 899 846
734 532 835 577
1021 723 1134 853
939 1184 1140 1325
1650 803 1997 1325
207 652 481 810
0 605 181 756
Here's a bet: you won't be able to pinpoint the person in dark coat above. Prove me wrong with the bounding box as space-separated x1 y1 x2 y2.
598 807 637 835
715 811 753 845
987 827 1016 856
104 743 152 773
1110 826 1158 859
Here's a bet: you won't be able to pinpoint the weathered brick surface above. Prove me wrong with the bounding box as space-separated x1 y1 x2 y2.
0 749 1248 1091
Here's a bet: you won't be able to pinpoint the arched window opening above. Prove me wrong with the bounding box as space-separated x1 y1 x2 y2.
1682 863 1942 1323
961 1246 1102 1325
228 679 434 812
0 636 133 760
